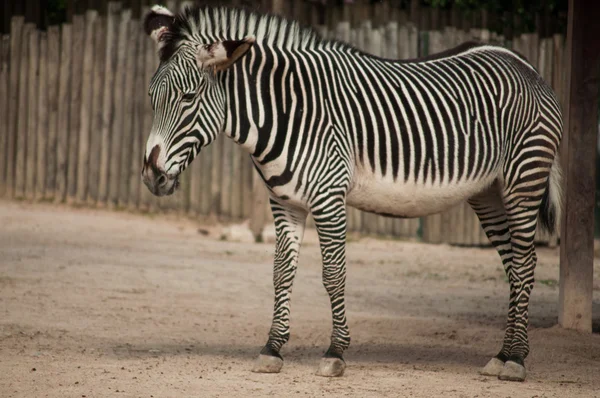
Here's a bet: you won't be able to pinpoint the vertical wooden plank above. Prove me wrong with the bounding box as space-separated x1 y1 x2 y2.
15 23 32 199
87 15 106 205
98 2 122 207
558 0 598 333
209 135 223 217
200 141 214 217
220 137 233 219
76 10 98 203
242 153 253 219
108 8 131 207
45 26 60 200
55 23 72 203
118 16 137 207
0 34 9 195
67 14 85 204
35 32 48 200
453 203 466 245
4 17 24 198
25 28 39 200
118 16 141 207
229 139 242 220
128 22 145 210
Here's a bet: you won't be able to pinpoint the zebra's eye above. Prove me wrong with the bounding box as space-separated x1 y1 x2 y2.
182 92 196 102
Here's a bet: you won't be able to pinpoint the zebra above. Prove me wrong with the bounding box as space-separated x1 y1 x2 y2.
141 5 563 382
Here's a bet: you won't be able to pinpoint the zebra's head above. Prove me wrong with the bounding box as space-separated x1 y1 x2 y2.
141 5 254 196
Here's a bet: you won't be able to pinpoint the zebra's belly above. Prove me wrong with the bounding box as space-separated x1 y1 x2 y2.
346 172 497 218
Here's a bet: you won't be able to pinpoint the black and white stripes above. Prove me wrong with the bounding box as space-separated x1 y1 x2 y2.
142 5 563 380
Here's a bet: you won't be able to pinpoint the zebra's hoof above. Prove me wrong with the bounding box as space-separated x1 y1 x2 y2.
498 360 526 382
316 357 346 377
251 354 283 373
479 357 505 376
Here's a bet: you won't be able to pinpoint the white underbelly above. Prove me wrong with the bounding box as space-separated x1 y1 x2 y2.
346 170 497 218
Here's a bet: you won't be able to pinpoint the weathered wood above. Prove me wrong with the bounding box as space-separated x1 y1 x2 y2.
5 17 24 198
118 17 137 207
35 32 48 200
558 0 598 333
108 8 131 206
220 137 233 219
98 2 122 206
230 139 242 220
25 27 39 200
209 135 223 217
0 34 9 195
67 15 85 203
128 23 145 210
45 26 60 199
55 23 72 203
241 153 253 219
87 15 106 204
76 10 98 203
15 23 32 199
200 139 214 216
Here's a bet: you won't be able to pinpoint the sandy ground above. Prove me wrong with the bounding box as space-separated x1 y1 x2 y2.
0 200 599 398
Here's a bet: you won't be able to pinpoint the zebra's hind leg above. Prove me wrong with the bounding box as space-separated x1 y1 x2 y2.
495 188 544 382
312 197 350 377
252 199 308 374
468 189 515 377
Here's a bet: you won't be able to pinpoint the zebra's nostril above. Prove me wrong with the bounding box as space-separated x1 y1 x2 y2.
156 173 168 188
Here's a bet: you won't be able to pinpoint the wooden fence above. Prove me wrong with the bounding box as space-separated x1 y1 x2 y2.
0 1 566 245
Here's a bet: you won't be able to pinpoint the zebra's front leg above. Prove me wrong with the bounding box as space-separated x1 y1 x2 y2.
252 199 307 374
312 198 350 377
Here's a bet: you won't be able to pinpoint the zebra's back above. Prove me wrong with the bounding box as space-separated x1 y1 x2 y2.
330 43 562 217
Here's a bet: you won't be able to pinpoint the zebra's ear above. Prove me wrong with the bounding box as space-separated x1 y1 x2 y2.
144 5 175 47
196 36 255 72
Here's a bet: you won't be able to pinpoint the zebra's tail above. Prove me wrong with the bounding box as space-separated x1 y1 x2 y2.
539 155 563 236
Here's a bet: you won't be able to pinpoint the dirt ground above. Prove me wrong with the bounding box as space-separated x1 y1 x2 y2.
1 200 599 398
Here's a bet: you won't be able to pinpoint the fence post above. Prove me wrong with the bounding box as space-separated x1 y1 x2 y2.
66 15 85 204
55 23 72 203
25 27 39 200
229 138 242 220
108 8 131 207
35 31 48 200
87 13 106 205
15 23 32 199
220 136 234 220
241 153 253 220
129 22 146 210
99 2 122 207
118 16 138 208
76 10 98 204
45 26 60 200
0 34 9 196
200 138 215 217
209 135 223 217
5 16 24 198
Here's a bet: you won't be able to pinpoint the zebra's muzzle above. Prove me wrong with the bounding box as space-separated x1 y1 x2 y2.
142 166 180 197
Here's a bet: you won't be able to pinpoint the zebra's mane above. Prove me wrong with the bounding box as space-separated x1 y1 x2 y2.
159 5 325 62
